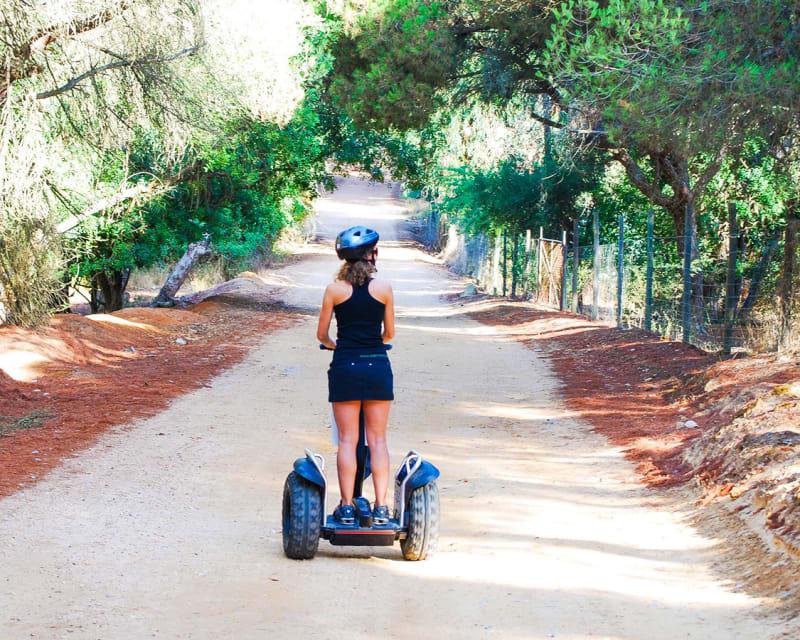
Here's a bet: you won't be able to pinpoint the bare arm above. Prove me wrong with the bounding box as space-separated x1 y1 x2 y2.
382 285 395 343
316 285 337 349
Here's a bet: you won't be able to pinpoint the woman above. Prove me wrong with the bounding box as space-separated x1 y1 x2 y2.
316 225 395 525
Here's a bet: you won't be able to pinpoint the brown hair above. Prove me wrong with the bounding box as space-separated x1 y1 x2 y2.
337 259 376 286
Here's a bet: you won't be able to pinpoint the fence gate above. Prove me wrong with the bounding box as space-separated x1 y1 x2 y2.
536 237 564 308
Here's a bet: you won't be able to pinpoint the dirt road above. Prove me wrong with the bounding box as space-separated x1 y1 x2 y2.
0 178 787 639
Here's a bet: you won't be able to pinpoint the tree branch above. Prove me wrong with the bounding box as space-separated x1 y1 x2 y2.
36 46 200 100
528 110 565 129
451 23 492 37
19 1 131 60
56 160 203 234
694 145 728 195
611 149 674 208
1 2 131 104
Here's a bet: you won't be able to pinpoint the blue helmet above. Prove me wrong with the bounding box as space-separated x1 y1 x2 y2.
335 226 379 262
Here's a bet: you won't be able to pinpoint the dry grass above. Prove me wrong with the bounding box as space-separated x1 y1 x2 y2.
742 301 800 356
127 258 228 296
0 94 63 327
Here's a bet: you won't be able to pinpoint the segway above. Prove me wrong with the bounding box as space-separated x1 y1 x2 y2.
281 346 440 561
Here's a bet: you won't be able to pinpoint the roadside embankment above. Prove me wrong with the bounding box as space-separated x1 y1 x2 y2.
458 296 800 571
0 276 302 497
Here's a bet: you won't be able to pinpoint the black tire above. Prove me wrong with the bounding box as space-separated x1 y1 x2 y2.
400 480 439 561
282 472 322 560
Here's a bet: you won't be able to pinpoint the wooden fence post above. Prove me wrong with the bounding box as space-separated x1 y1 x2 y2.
560 229 568 311
645 209 654 332
723 202 738 354
592 209 600 321
681 203 694 344
616 214 624 328
571 217 580 313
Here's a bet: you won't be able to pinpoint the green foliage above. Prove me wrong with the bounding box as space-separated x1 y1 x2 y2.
323 0 800 242
544 0 799 157
70 103 331 284
299 10 432 187
328 0 459 130
437 146 603 236
63 5 438 309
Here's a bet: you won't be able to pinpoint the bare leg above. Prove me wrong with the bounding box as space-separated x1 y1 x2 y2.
333 401 361 506
363 400 391 505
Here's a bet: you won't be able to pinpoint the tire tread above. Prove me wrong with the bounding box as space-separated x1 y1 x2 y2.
401 480 439 561
282 471 321 559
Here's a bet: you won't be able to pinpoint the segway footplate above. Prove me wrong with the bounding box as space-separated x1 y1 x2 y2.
322 517 401 546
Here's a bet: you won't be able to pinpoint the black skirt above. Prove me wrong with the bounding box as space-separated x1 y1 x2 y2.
328 353 394 402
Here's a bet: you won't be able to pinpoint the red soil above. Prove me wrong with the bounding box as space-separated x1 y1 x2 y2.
0 301 302 497
465 300 799 487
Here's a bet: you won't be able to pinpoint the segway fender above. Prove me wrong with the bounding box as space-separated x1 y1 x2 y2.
405 460 440 503
293 457 325 489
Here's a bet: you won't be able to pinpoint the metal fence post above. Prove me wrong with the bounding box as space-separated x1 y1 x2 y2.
502 227 508 297
511 232 519 298
571 217 580 313
723 202 738 354
592 209 600 320
645 209 654 332
560 229 568 311
616 214 624 328
537 227 544 299
491 228 501 295
681 203 694 344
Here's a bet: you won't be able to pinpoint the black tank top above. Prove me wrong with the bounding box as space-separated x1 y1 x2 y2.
333 280 385 353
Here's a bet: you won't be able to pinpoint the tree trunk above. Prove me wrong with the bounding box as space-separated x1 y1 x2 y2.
543 95 554 162
666 200 694 259
90 275 100 313
152 234 212 307
779 211 799 350
94 268 131 312
740 229 781 318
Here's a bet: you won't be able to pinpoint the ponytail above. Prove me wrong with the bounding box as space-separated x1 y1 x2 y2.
337 259 375 286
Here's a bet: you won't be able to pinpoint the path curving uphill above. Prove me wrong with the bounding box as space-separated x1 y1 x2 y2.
0 178 787 639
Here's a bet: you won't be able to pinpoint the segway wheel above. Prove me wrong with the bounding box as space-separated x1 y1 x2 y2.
401 480 439 561
282 471 322 560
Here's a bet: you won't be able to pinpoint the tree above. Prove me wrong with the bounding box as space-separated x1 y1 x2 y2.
67 103 333 312
322 0 800 250
1 0 332 319
0 0 203 322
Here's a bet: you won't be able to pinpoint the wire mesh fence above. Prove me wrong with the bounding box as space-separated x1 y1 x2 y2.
561 220 783 353
417 204 799 354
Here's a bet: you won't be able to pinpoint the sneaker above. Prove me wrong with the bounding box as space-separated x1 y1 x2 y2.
372 504 390 525
333 503 356 525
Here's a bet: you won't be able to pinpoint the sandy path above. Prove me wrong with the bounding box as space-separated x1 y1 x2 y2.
0 178 786 639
